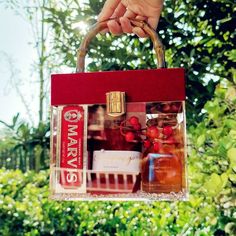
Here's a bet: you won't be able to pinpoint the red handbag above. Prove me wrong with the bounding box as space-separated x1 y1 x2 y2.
50 19 187 201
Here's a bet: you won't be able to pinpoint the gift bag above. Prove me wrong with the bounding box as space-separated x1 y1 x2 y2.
50 19 188 201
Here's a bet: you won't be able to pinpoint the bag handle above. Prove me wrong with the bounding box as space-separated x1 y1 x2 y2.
76 18 165 72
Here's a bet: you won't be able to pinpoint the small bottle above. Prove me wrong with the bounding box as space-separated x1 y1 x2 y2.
141 102 184 193
141 152 182 193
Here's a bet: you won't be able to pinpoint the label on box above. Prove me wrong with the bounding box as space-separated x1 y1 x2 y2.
60 106 84 188
93 150 141 172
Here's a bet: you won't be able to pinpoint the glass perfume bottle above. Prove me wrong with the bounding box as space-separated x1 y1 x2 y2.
141 102 185 193
141 152 182 193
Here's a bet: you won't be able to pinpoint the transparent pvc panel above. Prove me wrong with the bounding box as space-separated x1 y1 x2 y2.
50 101 187 201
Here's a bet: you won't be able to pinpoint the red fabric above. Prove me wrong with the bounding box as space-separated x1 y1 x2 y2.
51 68 185 105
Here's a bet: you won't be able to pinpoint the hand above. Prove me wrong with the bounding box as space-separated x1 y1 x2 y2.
97 0 164 37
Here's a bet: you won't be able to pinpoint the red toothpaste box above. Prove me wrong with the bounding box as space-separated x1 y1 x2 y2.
60 106 84 188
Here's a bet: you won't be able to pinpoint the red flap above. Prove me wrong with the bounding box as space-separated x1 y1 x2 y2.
51 68 185 105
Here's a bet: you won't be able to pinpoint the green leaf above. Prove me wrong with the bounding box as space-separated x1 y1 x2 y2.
225 222 236 235
225 49 236 62
232 68 236 84
225 120 236 130
229 130 236 139
225 87 236 102
229 174 236 184
220 173 228 188
203 173 225 197
197 134 206 147
227 148 236 165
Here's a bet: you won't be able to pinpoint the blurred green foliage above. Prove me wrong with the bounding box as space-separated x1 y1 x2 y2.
44 0 235 124
0 81 235 235
0 117 50 172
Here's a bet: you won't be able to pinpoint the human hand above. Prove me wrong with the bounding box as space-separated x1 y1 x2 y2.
97 0 164 37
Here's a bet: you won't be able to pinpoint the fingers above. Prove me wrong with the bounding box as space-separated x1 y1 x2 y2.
98 0 125 35
111 2 126 18
98 0 120 21
120 17 132 33
103 16 148 37
107 20 123 35
133 15 148 37
147 16 160 31
97 0 163 38
100 28 109 34
106 4 136 35
132 27 147 38
119 9 136 33
97 0 160 37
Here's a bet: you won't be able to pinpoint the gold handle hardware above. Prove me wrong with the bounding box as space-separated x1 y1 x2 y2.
106 91 125 117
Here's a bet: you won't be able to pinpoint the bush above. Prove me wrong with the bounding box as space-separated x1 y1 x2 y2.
0 170 225 236
0 82 236 235
0 168 218 236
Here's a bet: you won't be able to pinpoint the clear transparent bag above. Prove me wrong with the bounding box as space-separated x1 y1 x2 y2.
50 19 188 201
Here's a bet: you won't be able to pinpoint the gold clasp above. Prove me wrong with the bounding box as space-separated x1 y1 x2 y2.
106 91 126 117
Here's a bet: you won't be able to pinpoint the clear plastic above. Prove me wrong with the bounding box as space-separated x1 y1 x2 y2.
50 101 188 201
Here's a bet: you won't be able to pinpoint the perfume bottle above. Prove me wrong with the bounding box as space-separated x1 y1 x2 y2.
141 152 182 193
141 102 185 193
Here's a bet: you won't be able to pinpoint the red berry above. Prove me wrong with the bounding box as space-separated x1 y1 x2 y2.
125 132 135 142
147 126 159 139
129 116 139 126
162 126 173 136
153 142 162 152
133 123 141 130
162 104 171 112
143 140 151 148
171 103 179 113
165 136 176 144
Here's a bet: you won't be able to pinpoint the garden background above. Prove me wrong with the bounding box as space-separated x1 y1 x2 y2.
0 0 235 235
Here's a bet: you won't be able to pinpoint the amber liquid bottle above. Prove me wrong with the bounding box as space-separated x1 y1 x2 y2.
141 148 183 193
141 102 184 194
